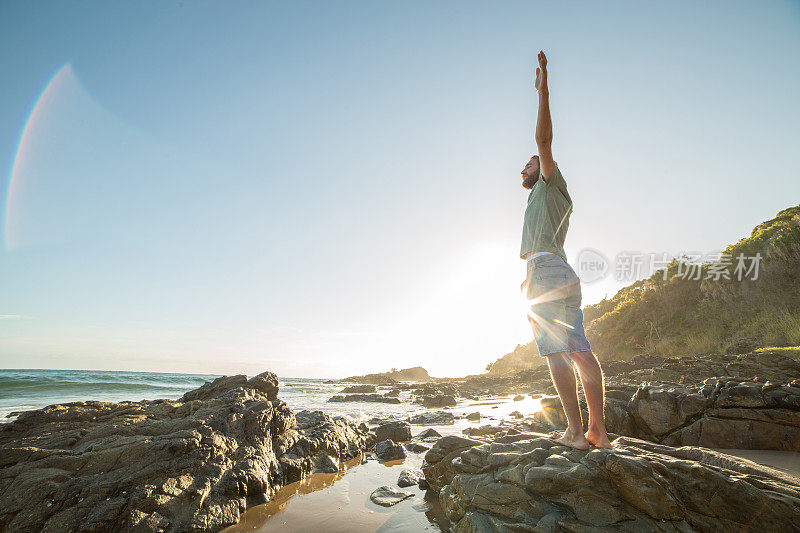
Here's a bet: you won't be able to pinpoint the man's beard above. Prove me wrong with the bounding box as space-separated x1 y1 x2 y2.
522 174 539 189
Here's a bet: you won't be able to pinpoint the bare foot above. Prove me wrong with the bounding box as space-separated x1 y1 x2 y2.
585 426 613 448
550 429 590 450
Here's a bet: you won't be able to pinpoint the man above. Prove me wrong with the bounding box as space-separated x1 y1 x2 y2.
520 51 612 449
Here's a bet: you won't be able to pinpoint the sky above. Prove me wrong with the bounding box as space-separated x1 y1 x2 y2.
1 1 798 378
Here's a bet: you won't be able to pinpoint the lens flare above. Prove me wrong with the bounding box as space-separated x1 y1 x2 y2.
3 62 73 251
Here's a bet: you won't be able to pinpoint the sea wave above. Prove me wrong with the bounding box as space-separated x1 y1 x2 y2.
0 370 423 425
0 369 219 421
0 370 213 393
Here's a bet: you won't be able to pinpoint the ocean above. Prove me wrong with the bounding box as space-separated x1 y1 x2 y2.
0 369 426 424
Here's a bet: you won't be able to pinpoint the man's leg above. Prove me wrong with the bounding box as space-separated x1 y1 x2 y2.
546 352 590 449
570 350 612 448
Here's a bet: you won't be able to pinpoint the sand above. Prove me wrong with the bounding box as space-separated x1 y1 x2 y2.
717 448 800 476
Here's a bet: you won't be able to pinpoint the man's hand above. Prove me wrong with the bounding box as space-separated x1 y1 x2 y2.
534 50 548 94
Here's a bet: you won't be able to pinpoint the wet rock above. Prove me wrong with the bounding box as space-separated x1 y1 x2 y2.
715 380 766 408
0 373 372 532
367 416 396 426
375 420 412 442
513 394 525 401
421 394 457 408
508 411 523 419
466 412 481 421
524 375 800 451
369 486 414 507
405 442 430 453
534 395 570 427
328 393 401 404
409 411 454 425
628 383 710 437
340 384 377 393
383 389 401 398
414 384 458 397
415 428 442 440
314 454 339 473
397 469 423 487
180 373 246 401
245 371 281 399
628 380 800 449
337 366 430 385
375 439 406 461
432 432 800 531
463 424 504 438
421 435 482 491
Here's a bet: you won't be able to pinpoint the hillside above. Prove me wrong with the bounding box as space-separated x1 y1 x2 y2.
485 343 542 374
584 204 800 359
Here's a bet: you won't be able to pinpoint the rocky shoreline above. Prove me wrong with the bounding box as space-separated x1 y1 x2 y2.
2 351 800 532
0 372 374 532
341 351 800 531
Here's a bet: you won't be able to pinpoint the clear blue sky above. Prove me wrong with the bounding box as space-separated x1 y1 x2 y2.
1 1 798 377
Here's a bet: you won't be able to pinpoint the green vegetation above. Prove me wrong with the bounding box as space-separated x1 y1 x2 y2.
584 204 800 360
486 343 543 374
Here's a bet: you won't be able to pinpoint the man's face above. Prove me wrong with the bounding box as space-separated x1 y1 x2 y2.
521 156 540 189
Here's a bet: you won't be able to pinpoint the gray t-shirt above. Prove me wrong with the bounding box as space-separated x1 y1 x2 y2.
520 163 573 260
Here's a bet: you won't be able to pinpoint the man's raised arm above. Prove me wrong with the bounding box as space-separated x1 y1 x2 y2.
534 51 555 181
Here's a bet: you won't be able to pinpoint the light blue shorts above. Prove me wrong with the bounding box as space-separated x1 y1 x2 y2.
523 254 592 357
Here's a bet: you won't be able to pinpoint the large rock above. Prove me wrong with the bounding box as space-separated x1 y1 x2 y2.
0 373 373 532
374 420 412 442
421 435 482 491
463 424 505 438
635 379 800 449
336 366 431 385
415 428 442 440
327 393 401 404
245 371 281 400
340 384 377 393
663 407 800 450
531 378 800 451
628 383 710 437
405 442 430 453
409 411 455 425
421 394 457 408
432 432 800 531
